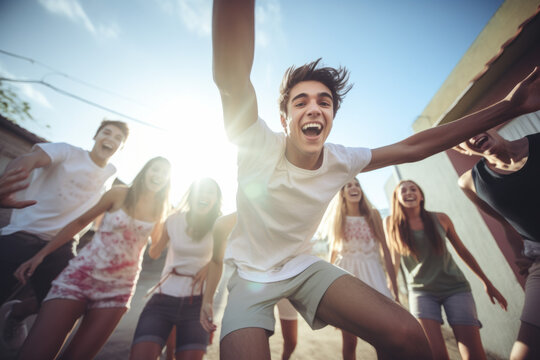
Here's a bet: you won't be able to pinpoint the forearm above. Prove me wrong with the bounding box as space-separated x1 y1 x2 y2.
457 249 492 286
35 219 87 259
212 0 255 91
202 260 223 306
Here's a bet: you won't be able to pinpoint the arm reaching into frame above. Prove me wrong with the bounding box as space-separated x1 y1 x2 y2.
364 67 540 172
0 168 36 209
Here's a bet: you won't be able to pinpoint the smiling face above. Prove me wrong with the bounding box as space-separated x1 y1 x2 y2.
458 129 502 157
144 159 171 193
280 80 334 167
343 179 363 204
190 180 220 217
91 125 126 165
397 181 423 210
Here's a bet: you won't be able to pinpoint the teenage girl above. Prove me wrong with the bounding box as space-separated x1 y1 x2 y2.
15 156 171 360
385 179 507 360
130 178 222 360
328 177 398 360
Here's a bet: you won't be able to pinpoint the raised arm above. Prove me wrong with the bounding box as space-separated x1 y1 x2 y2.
364 67 540 172
437 212 508 310
200 212 237 333
14 187 120 284
212 0 258 139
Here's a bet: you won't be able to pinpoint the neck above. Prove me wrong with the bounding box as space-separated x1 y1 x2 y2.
403 206 421 220
88 151 107 168
345 202 361 216
484 137 529 172
284 140 324 170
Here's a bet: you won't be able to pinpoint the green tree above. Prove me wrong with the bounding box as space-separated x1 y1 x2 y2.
0 80 33 123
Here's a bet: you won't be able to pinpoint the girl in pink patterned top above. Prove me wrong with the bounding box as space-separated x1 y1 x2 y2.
14 156 171 360
328 177 399 360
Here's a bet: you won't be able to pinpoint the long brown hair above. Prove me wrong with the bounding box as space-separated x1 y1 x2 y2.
387 180 443 259
124 157 171 223
176 178 222 241
328 178 385 254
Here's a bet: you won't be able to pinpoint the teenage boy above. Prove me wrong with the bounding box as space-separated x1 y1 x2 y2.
455 129 540 360
0 120 129 349
209 0 540 358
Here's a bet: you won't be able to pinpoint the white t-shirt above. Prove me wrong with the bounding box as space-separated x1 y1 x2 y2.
226 118 371 282
154 211 213 297
1 142 116 240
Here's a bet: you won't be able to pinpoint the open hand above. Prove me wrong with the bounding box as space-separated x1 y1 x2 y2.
0 168 36 209
484 282 508 311
14 254 44 284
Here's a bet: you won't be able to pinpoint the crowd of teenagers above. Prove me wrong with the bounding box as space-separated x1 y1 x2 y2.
0 0 539 359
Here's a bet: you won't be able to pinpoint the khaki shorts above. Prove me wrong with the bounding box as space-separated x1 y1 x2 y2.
220 260 347 340
521 260 540 328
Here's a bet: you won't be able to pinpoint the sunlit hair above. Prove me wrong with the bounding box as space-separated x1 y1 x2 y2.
387 180 443 259
176 178 223 241
328 178 385 255
278 58 352 118
124 157 171 223
94 119 130 141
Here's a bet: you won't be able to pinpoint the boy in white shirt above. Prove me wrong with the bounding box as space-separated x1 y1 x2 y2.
0 120 128 349
209 1 540 359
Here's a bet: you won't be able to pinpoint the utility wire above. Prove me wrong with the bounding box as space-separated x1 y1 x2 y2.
0 77 164 131
0 49 149 108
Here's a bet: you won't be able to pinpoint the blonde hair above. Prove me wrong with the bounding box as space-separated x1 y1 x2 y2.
328 178 385 255
386 180 443 259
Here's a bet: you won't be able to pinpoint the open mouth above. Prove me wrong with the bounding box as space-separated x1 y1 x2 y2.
471 135 488 150
301 122 323 137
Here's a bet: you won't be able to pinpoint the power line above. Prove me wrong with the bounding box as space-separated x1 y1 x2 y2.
0 77 164 131
0 49 149 108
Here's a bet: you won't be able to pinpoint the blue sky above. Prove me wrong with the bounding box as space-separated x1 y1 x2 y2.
0 0 504 212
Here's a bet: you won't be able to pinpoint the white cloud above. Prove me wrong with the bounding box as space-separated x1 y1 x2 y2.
38 0 120 39
178 0 212 36
0 66 53 109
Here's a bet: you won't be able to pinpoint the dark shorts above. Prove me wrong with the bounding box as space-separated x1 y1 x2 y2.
132 293 209 353
0 232 75 303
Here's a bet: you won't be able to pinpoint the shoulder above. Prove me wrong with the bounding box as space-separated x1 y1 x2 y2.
457 169 474 190
433 212 451 228
105 185 129 200
215 212 237 231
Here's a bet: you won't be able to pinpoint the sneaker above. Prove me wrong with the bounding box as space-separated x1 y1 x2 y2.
0 300 28 350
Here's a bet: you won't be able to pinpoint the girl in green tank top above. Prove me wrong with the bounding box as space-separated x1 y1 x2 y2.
385 180 508 360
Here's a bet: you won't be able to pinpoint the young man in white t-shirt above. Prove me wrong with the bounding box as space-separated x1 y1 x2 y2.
209 1 540 359
0 120 128 349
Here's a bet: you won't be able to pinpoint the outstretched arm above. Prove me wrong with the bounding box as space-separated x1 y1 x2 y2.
364 67 540 172
213 0 258 140
14 187 120 284
200 212 237 333
438 212 508 310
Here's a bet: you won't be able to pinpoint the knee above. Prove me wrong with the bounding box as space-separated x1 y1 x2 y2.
385 321 432 359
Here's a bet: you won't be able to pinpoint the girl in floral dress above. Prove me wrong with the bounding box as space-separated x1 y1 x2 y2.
327 177 398 360
15 156 171 360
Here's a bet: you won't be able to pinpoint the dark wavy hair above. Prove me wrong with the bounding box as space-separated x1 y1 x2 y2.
278 58 352 118
177 178 222 241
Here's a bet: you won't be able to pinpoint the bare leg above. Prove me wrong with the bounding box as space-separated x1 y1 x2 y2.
315 275 432 360
129 342 162 360
18 299 85 360
60 307 126 360
418 318 449 360
341 330 357 360
452 324 486 360
166 327 176 360
280 319 297 360
220 327 271 360
176 350 206 360
510 321 540 360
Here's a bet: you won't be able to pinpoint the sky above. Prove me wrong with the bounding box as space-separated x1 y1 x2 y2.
0 0 505 213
